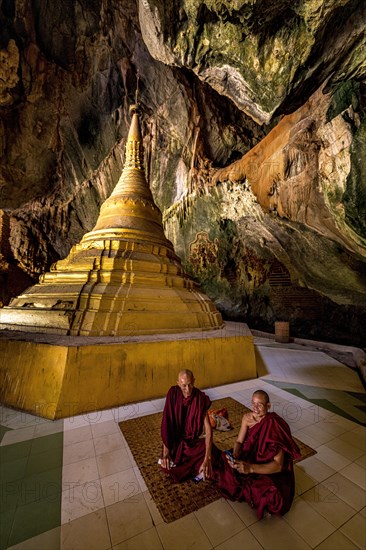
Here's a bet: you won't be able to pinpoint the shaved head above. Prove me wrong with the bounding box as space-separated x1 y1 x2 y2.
251 390 271 419
178 369 194 379
177 369 195 398
253 390 270 404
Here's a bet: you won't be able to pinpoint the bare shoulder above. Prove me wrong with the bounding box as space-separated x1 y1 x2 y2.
243 410 259 427
242 411 252 425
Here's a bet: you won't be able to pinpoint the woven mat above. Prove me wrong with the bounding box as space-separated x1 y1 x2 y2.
119 397 316 523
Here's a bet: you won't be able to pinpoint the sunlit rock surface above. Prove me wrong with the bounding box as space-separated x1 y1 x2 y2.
0 0 365 346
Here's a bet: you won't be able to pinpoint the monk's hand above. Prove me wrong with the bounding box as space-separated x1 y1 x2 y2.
199 458 212 480
232 460 251 474
161 454 172 469
227 457 236 469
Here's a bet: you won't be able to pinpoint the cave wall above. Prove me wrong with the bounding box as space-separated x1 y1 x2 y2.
139 0 366 123
0 0 365 346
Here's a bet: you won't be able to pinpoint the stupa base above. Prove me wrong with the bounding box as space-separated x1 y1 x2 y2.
0 322 256 420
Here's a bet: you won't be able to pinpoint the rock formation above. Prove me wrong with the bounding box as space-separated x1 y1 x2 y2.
0 0 365 346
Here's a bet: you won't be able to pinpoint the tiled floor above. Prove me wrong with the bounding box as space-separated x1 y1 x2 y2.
1 335 365 550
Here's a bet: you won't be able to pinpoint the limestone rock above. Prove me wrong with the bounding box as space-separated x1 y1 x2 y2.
0 210 35 306
138 0 366 124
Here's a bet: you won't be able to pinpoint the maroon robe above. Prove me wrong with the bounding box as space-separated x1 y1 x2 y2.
215 412 301 519
161 385 212 482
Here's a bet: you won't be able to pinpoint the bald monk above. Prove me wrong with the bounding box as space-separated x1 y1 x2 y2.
160 369 216 482
215 390 301 519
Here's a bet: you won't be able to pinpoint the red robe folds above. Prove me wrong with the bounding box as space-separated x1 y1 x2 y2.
161 386 212 482
215 412 301 518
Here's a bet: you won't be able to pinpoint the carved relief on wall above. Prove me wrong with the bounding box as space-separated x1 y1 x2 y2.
188 231 220 278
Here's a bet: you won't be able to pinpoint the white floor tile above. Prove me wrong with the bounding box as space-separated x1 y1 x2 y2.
96 447 132 478
339 512 366 549
133 466 148 492
60 508 111 550
194 499 244 546
112 403 142 422
294 466 318 496
63 415 94 431
354 454 366 468
91 420 121 439
322 473 366 511
283 497 335 547
299 424 337 445
63 439 96 466
295 456 336 483
61 480 105 524
227 499 259 526
63 425 93 446
100 467 141 507
292 429 322 450
325 437 364 462
339 462 366 490
215 527 263 549
249 514 311 549
150 398 166 411
113 526 163 549
134 401 158 416
338 430 366 452
105 492 153 546
142 490 164 526
93 431 127 456
315 444 352 471
156 513 212 550
62 456 100 487
315 529 359 549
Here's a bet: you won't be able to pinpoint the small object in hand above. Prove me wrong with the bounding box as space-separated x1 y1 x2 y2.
158 458 176 468
193 471 204 483
225 450 235 462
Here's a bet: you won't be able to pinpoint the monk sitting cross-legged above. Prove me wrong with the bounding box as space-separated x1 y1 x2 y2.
160 369 219 483
214 390 301 519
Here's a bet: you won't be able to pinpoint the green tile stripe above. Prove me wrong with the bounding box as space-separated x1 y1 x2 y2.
0 432 63 550
265 380 366 426
0 425 12 444
345 390 366 403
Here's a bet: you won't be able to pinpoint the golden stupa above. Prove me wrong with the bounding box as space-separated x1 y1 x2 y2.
0 106 222 336
0 106 256 419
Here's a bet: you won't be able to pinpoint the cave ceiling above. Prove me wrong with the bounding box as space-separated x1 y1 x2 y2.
0 0 365 346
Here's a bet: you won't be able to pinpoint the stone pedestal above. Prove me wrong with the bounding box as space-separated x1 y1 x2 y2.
0 322 256 419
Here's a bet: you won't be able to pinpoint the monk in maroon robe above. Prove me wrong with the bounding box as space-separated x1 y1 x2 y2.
215 390 301 519
160 369 216 482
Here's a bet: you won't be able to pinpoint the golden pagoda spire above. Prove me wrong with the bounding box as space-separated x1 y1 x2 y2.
84 105 171 249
